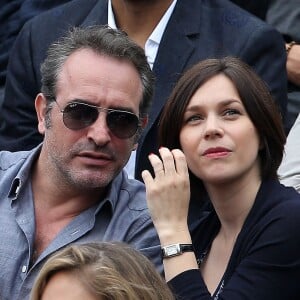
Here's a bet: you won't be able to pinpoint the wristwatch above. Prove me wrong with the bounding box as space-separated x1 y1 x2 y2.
161 243 194 258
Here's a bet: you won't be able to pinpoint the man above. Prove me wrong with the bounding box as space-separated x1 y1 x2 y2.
266 0 300 130
278 112 300 193
232 0 300 130
0 25 161 300
0 0 287 181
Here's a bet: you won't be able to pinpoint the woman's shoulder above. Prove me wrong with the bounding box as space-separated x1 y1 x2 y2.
242 180 300 250
255 179 300 214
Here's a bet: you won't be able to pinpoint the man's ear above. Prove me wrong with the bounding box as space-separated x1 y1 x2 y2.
35 93 48 135
132 115 148 149
140 114 148 129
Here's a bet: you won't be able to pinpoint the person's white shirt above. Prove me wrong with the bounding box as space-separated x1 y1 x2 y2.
108 0 177 178
278 113 300 192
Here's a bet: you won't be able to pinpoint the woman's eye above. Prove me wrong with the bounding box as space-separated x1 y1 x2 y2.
223 109 241 117
185 115 203 124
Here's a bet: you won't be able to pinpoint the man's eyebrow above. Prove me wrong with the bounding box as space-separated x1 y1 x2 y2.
108 106 135 113
67 99 136 113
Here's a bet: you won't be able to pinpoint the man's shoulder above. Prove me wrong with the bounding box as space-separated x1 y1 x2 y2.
15 0 108 71
176 0 274 33
25 0 107 35
33 0 101 21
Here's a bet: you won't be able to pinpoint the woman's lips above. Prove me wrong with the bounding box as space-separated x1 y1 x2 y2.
202 147 232 158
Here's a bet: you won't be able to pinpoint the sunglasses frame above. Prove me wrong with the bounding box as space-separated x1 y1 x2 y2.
54 100 142 139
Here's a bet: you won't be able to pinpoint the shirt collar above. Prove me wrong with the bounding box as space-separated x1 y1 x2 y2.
107 0 177 45
95 170 125 214
148 0 177 45
8 145 42 200
108 0 117 29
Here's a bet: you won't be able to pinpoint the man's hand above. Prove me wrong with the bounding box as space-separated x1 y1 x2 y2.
286 44 300 86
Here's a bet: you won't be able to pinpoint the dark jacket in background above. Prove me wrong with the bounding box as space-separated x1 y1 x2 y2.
0 0 288 182
0 0 71 90
230 0 269 20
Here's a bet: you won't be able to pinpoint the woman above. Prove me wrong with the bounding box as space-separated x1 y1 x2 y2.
142 57 300 299
30 242 174 300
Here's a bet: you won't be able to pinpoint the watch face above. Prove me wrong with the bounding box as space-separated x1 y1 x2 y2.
162 244 194 258
165 244 180 256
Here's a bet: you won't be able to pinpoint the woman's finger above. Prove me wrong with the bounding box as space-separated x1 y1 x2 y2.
159 147 177 175
141 169 153 186
172 149 189 176
148 153 165 177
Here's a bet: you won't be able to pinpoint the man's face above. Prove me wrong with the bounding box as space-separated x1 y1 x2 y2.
37 48 143 190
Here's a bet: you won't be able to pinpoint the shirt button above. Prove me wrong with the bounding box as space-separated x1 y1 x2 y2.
21 266 27 273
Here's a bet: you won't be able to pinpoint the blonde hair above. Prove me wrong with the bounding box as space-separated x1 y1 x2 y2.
30 242 174 300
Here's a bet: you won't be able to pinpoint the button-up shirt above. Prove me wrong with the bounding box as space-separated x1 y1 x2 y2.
0 145 161 300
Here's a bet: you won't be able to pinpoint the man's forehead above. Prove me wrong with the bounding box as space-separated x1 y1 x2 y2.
56 49 143 110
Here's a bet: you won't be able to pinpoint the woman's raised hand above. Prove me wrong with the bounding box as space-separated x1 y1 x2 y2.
142 147 191 243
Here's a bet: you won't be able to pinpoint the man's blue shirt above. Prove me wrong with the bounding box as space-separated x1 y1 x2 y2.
0 145 162 300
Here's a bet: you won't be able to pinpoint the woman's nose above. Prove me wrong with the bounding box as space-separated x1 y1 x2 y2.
203 115 224 139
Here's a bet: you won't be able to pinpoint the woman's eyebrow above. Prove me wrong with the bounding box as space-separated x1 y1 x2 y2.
185 98 241 112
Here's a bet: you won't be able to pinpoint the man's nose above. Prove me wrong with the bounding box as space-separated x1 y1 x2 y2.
86 112 111 145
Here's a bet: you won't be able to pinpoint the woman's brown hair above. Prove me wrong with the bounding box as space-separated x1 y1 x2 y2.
159 57 286 180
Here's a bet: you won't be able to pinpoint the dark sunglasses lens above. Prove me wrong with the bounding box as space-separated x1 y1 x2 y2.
107 111 139 139
63 103 98 130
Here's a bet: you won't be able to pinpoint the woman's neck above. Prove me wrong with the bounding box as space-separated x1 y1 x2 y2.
205 172 261 236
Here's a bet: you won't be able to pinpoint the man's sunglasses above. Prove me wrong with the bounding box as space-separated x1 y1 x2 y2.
55 101 141 139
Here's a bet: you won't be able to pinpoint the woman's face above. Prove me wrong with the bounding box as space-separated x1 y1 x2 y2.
179 74 261 186
41 270 100 300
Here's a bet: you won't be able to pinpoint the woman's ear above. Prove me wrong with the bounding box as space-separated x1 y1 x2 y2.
259 136 266 150
35 93 48 135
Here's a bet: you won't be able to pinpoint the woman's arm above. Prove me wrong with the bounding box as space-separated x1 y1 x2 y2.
142 147 199 281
